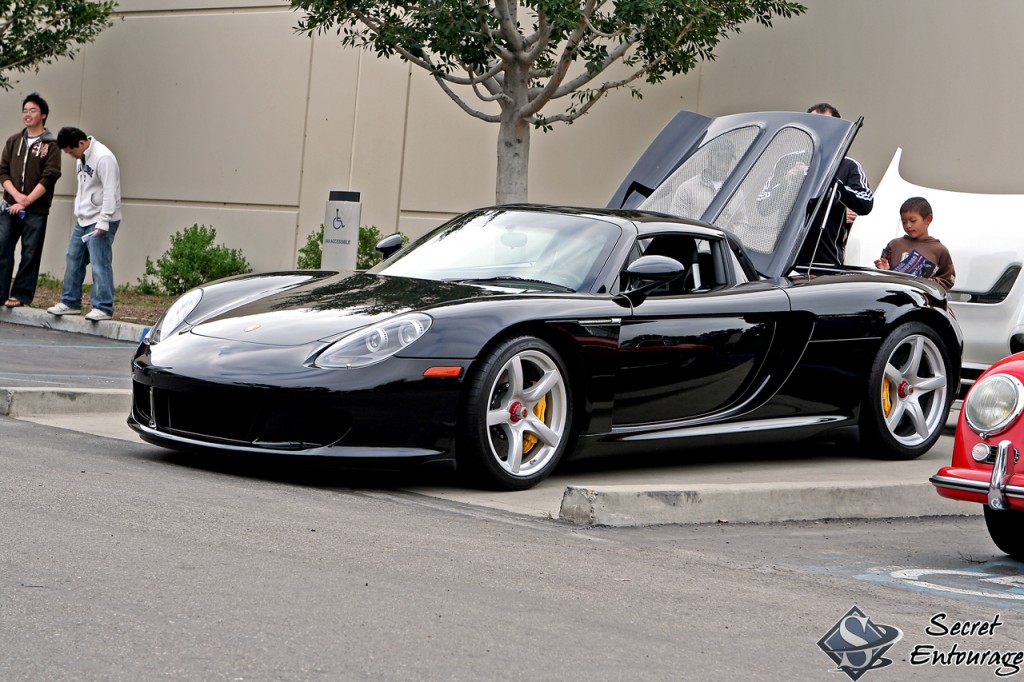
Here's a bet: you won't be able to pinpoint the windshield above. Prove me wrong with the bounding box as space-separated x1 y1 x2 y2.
369 208 623 292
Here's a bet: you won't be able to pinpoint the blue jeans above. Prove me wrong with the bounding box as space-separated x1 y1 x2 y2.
60 220 120 314
0 211 48 304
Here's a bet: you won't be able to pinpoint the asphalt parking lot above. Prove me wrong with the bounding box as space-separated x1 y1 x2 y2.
0 306 975 526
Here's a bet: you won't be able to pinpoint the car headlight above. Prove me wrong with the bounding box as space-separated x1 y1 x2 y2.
147 289 203 344
965 374 1024 437
314 313 432 368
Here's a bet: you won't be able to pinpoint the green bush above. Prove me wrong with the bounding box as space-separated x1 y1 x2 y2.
358 225 386 269
297 224 406 270
296 224 324 270
138 224 251 296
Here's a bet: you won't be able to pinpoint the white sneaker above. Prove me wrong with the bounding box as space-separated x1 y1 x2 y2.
85 308 113 321
47 302 82 315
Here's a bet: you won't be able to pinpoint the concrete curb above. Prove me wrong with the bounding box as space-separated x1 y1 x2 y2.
0 387 132 417
2 387 971 526
0 304 149 343
558 481 978 526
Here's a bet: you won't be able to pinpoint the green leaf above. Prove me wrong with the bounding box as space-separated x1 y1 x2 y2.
0 1 116 91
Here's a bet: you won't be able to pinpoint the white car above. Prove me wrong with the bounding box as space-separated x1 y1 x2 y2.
846 148 1024 393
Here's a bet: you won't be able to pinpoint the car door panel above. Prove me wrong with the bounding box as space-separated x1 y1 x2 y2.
613 284 790 426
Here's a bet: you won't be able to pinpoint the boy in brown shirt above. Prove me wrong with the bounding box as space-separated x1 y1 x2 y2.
874 196 956 290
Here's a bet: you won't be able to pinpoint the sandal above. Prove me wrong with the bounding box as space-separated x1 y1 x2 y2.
4 298 23 308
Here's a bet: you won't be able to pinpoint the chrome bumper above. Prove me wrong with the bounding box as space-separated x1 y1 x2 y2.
931 440 1024 506
989 439 1014 510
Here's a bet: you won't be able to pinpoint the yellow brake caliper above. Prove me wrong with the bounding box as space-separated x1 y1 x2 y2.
881 377 893 417
523 392 548 454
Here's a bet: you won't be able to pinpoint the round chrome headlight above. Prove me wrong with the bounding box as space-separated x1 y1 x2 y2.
964 374 1024 437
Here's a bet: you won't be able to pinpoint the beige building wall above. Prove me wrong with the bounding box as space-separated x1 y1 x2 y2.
0 0 1018 287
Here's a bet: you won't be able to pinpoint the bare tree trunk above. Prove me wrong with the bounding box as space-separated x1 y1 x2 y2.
495 116 530 204
495 62 531 205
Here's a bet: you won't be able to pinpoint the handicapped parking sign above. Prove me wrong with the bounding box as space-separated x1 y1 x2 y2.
323 190 361 270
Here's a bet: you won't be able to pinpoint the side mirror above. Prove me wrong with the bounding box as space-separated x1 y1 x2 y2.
622 255 686 304
376 233 404 260
626 254 685 282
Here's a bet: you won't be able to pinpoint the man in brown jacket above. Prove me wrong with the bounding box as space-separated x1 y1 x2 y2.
0 93 62 307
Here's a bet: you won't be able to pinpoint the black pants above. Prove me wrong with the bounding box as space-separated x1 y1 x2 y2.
0 211 48 304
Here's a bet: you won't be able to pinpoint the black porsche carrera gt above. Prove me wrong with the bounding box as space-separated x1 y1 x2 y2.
129 111 962 490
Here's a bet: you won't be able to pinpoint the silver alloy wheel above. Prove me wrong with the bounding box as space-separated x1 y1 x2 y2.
881 333 949 446
484 349 568 477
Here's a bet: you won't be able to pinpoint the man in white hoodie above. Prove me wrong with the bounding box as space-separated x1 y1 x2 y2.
48 126 122 321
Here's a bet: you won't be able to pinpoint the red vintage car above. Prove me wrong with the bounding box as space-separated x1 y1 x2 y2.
932 352 1024 558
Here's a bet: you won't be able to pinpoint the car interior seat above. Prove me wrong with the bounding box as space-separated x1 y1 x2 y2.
694 251 715 290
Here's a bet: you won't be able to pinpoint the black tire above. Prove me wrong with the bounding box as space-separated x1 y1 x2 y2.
984 505 1024 560
458 336 574 490
860 321 953 459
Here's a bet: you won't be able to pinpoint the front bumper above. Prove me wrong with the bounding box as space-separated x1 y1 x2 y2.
130 337 467 462
128 415 453 468
931 440 1024 510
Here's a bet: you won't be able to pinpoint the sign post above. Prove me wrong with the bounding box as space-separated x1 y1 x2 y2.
322 190 361 271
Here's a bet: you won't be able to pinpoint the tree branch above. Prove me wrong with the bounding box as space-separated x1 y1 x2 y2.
520 0 599 118
552 36 639 96
433 72 501 123
492 0 524 54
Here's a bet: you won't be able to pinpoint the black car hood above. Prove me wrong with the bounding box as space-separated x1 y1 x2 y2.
610 110 860 279
189 273 502 346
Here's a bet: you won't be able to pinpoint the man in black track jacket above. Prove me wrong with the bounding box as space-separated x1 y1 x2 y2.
797 102 874 267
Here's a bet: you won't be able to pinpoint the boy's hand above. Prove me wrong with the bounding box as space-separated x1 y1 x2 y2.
874 257 889 270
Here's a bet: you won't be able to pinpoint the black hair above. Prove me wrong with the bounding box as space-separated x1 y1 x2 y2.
807 102 840 118
23 92 49 122
900 196 933 219
57 126 89 149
